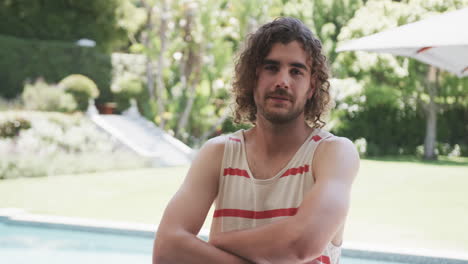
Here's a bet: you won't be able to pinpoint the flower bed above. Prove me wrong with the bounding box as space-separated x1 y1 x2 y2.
0 111 150 179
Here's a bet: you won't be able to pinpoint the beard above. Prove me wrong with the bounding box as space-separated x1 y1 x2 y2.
260 103 305 124
256 88 306 124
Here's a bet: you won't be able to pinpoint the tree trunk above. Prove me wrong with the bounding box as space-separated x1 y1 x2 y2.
176 49 201 137
144 56 155 99
423 66 438 160
175 5 200 138
141 0 155 100
176 83 197 137
156 0 168 129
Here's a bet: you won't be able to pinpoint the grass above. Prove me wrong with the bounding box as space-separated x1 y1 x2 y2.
346 157 468 253
0 157 467 254
0 167 189 225
365 155 468 166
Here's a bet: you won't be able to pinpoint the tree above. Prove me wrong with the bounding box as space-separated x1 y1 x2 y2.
0 0 139 52
127 0 244 142
138 0 170 129
175 1 203 137
122 0 368 146
311 0 364 63
335 0 468 159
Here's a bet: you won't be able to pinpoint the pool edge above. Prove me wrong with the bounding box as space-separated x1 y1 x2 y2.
1 208 467 264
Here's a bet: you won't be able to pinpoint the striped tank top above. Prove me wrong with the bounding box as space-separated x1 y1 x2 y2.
209 129 341 264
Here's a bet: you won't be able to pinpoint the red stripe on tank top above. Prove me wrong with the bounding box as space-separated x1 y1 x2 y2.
228 137 241 142
280 165 309 178
311 135 322 142
305 255 331 264
223 168 250 178
213 208 298 219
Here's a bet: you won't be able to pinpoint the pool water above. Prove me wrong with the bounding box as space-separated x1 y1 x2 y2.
0 222 411 264
344 258 411 264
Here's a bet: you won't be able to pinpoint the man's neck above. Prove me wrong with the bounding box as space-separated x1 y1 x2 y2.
246 116 314 156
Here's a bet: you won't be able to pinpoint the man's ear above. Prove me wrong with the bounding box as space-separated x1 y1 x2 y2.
307 78 316 99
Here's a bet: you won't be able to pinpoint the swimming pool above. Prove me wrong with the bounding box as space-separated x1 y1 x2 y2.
0 221 151 264
0 221 417 264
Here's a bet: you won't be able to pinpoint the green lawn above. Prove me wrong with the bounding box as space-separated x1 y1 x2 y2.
1 158 467 253
346 157 468 253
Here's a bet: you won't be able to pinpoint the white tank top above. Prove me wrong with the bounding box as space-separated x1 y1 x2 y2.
209 129 341 264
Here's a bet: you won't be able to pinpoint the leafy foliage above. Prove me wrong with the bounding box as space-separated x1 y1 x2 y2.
0 34 112 101
22 79 77 113
111 73 146 112
0 111 150 179
0 0 140 52
0 117 31 138
1 0 466 156
333 0 468 156
59 74 99 111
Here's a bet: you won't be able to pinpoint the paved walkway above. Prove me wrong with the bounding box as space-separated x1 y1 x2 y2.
87 101 193 167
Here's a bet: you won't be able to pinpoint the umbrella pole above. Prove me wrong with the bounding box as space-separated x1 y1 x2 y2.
423 66 439 160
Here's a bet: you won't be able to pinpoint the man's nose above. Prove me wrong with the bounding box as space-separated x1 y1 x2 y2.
275 69 290 89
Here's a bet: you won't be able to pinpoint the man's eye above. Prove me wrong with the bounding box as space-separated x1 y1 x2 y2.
291 69 303 75
264 65 278 71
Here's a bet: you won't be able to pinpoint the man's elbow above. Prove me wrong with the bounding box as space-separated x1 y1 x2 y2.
152 232 178 264
153 250 165 264
289 235 327 263
152 237 166 264
258 226 325 263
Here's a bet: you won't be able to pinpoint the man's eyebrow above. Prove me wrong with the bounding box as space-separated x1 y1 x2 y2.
290 62 308 71
263 59 308 71
263 59 279 65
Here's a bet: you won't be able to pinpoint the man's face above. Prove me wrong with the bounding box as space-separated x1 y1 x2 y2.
254 41 314 124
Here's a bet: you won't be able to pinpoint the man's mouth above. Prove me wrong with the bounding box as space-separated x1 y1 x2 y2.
267 95 291 102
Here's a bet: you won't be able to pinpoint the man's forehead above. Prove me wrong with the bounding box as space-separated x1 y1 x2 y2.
263 41 311 70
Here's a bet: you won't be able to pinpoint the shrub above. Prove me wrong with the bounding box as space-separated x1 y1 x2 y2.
448 144 461 157
22 79 77 112
354 138 367 157
111 73 145 111
59 74 99 111
0 152 149 180
0 97 22 111
0 111 150 179
0 35 112 101
0 117 31 138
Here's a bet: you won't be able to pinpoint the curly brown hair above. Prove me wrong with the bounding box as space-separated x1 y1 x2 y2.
232 17 331 128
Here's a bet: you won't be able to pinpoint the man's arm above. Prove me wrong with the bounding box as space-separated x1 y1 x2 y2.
152 137 253 264
210 137 360 264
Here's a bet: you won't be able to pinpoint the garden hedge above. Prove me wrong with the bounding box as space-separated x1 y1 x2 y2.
331 104 468 156
0 34 112 103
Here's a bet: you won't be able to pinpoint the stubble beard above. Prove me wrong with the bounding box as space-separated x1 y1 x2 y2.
258 100 305 124
254 86 308 124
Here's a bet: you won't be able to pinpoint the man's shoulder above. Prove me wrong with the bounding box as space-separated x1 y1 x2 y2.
187 135 228 181
313 135 360 179
317 136 358 160
203 135 227 153
319 135 354 150
202 130 243 150
194 130 244 168
198 133 236 158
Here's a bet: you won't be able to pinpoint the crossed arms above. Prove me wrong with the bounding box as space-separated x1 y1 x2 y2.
152 136 359 264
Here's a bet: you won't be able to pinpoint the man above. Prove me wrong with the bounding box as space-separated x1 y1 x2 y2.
153 17 359 264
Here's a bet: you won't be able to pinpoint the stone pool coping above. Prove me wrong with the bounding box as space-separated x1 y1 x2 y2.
1 208 467 264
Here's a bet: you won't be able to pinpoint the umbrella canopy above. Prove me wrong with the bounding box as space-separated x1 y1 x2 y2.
336 7 468 77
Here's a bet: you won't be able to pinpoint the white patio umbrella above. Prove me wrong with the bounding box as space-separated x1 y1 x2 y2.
336 7 468 77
